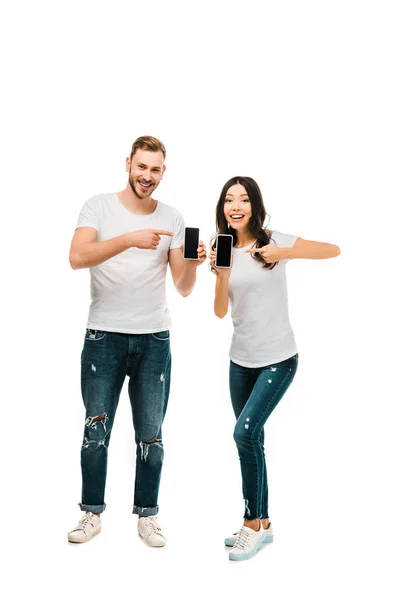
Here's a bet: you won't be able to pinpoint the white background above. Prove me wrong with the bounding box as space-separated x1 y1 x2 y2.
2 0 399 598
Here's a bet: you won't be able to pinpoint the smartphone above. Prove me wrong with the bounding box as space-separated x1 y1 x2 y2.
216 234 233 268
184 227 200 259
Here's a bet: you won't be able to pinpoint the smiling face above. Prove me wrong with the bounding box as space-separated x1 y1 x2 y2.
223 183 252 231
126 149 166 199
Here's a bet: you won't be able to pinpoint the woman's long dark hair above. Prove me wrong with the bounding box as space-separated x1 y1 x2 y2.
210 176 278 272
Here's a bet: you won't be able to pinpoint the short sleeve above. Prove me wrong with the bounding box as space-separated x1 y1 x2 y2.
170 210 185 249
271 230 299 248
270 230 299 262
76 198 101 231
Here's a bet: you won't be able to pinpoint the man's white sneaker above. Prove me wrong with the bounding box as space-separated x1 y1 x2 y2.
137 516 166 547
228 524 265 561
225 522 273 547
68 512 101 543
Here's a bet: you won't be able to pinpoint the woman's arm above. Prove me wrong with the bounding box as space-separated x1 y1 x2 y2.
284 238 341 260
209 248 232 318
214 274 230 318
246 237 341 262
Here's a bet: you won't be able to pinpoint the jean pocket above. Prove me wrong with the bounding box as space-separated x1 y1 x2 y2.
268 354 298 373
151 330 170 341
85 329 107 341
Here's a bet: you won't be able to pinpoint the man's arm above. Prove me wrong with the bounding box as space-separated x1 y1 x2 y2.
168 242 206 297
69 227 173 269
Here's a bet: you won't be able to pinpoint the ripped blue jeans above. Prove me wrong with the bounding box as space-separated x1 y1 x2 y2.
79 329 171 516
229 354 298 521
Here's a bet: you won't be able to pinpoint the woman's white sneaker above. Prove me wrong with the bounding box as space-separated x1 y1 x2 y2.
138 516 166 547
225 522 273 547
68 512 101 543
228 524 265 561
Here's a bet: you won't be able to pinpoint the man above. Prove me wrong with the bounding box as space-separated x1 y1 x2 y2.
68 136 206 546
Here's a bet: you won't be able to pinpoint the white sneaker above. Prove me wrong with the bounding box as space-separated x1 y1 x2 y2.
225 522 273 547
228 524 265 561
68 512 101 543
138 516 166 547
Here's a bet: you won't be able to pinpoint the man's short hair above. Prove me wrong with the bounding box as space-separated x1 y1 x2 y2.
130 136 166 160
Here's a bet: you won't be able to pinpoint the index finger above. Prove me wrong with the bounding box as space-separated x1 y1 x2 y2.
245 248 259 253
149 229 173 236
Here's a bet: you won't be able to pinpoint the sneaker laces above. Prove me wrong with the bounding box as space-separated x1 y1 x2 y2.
143 517 162 535
233 527 252 550
74 512 96 532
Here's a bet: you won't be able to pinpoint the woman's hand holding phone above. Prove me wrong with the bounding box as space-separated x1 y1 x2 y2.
209 249 233 276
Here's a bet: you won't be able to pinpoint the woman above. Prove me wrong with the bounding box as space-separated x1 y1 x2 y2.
209 176 340 561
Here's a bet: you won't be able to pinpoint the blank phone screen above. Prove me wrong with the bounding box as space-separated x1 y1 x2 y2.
184 228 199 259
216 235 232 267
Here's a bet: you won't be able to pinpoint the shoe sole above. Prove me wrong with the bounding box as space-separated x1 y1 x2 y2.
68 528 101 544
138 532 166 547
224 532 273 547
229 538 264 561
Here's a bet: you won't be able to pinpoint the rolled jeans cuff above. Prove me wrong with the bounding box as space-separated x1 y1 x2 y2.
79 502 106 513
132 505 158 516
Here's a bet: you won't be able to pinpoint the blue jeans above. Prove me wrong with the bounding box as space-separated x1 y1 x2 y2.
79 329 171 516
229 354 298 520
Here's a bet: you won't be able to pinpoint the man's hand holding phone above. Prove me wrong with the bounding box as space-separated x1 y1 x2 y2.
183 227 206 267
182 240 207 267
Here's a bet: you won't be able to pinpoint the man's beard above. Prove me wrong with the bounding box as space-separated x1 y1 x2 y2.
129 176 156 199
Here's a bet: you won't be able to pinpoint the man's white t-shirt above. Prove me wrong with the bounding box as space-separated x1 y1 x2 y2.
76 193 185 334
228 230 299 368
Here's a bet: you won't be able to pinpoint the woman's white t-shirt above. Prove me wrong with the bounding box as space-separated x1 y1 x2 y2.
228 230 299 368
